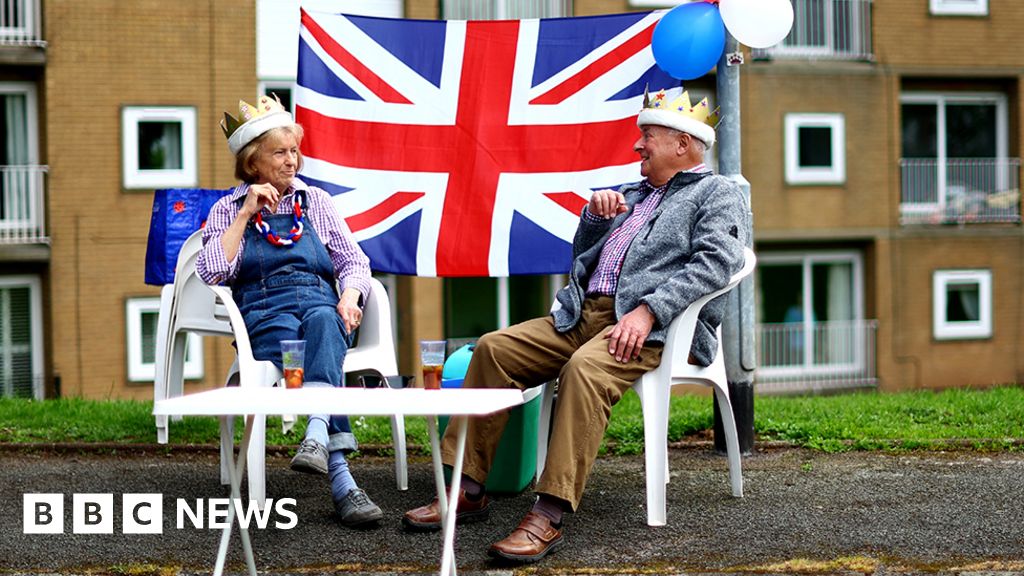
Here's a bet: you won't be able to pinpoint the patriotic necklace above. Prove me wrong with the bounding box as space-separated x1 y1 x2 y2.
252 192 304 246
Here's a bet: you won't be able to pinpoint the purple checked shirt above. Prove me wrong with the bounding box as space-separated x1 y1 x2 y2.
586 165 706 296
196 178 371 299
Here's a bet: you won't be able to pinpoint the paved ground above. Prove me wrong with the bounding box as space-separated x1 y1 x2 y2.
1 446 1023 575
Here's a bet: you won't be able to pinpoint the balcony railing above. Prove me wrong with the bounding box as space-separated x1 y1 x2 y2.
0 0 43 46
0 165 48 244
900 158 1021 225
756 319 878 394
442 0 571 19
751 0 872 61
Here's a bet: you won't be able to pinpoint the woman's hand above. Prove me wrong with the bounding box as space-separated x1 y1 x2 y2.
337 288 363 334
241 183 280 219
221 183 281 262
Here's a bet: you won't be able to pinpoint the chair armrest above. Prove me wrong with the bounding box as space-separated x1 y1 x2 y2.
208 285 256 365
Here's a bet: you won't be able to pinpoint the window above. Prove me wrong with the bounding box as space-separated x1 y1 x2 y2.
127 297 203 382
900 92 1010 217
933 270 992 340
785 113 846 184
756 251 864 374
121 107 197 189
0 82 41 233
0 276 43 399
930 0 988 16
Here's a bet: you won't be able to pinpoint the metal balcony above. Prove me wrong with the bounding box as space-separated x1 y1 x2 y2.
756 319 878 394
751 0 872 61
0 165 48 245
900 158 1021 225
0 0 43 46
442 0 571 19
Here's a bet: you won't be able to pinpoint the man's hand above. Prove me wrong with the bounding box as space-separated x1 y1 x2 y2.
605 303 656 363
337 287 363 334
588 189 629 219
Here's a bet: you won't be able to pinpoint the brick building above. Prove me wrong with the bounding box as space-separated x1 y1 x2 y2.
1 0 1020 400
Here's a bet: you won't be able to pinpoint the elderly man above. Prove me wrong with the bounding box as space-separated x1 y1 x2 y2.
403 88 748 562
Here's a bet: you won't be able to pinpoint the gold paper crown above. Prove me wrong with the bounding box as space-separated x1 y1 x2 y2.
221 94 293 155
220 94 286 139
642 87 721 129
636 86 720 148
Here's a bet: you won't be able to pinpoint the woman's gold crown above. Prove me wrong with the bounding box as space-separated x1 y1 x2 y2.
642 87 721 128
220 94 287 139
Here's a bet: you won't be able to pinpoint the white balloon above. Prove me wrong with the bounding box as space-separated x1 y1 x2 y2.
719 0 795 49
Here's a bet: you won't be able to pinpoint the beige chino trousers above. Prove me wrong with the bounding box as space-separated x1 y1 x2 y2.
440 296 663 511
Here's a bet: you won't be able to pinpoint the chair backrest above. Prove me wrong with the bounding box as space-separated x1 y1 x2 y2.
175 229 205 279
341 277 400 378
661 246 757 371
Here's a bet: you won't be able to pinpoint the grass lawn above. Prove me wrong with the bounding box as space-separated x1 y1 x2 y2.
1 385 1022 455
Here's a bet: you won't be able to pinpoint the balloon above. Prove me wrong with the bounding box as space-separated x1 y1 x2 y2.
651 2 727 81
719 0 795 49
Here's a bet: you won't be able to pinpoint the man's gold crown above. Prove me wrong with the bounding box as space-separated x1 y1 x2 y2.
642 88 721 129
220 94 287 139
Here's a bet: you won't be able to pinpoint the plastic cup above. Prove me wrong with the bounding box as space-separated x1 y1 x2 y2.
419 340 446 390
281 340 306 389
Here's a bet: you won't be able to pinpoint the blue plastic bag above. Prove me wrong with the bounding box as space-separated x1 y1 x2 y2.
144 188 232 285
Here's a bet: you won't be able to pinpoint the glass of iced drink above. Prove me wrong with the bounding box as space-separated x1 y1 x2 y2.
419 340 446 390
281 340 306 389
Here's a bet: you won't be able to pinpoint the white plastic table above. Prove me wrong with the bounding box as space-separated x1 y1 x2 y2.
153 386 525 576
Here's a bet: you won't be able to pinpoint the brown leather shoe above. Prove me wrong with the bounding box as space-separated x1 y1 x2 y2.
401 490 490 531
487 511 563 563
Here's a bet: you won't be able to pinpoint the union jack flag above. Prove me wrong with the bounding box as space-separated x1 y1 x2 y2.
296 9 678 277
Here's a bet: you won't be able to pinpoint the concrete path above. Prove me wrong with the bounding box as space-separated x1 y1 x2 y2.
1 447 1022 575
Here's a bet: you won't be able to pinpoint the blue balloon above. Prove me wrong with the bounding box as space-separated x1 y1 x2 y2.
651 2 727 81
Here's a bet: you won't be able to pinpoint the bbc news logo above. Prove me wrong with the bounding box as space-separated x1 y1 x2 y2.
23 494 298 534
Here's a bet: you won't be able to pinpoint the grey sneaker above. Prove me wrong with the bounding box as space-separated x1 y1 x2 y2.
335 488 384 527
290 438 328 475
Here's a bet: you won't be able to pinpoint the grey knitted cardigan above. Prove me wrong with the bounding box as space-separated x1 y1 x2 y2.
551 170 748 366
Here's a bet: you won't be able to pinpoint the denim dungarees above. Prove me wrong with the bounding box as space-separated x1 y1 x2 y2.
232 192 357 453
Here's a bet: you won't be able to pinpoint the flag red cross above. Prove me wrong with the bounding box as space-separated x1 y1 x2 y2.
298 14 653 276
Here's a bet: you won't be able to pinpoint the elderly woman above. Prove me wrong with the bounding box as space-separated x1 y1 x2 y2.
196 95 382 527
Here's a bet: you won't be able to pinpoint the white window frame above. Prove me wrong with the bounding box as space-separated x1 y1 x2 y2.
899 92 1009 216
785 113 846 185
0 275 44 399
121 106 197 189
127 297 203 382
756 250 865 379
930 0 988 16
933 269 992 340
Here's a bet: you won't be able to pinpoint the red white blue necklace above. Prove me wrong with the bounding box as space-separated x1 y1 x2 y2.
252 192 304 246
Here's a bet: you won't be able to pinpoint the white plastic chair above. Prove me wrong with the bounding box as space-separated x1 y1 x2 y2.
155 230 408 504
154 230 232 444
536 247 756 526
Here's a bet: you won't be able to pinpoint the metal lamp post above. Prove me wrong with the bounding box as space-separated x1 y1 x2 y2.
714 33 757 454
